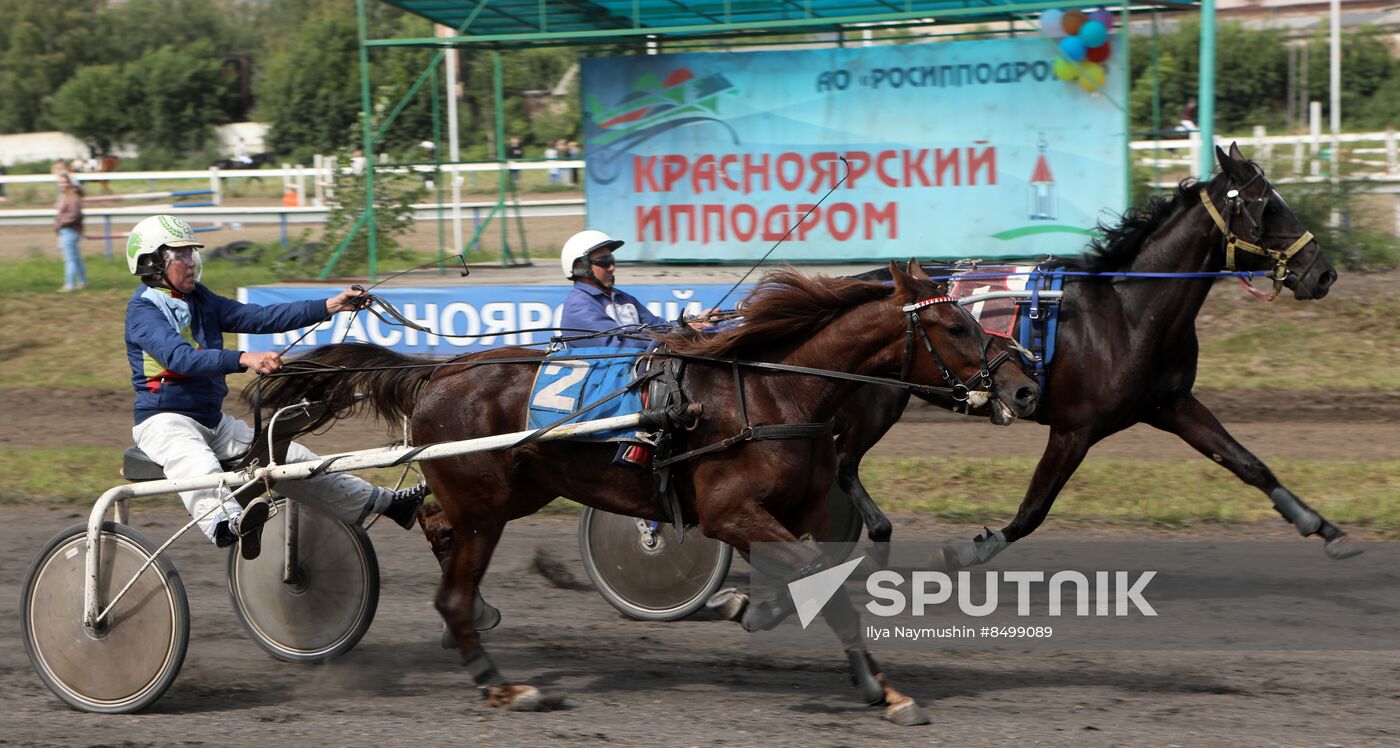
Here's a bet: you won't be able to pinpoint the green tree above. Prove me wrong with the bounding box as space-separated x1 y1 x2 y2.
0 0 106 132
257 14 362 163
1305 25 1392 129
121 40 239 165
99 0 239 64
49 65 131 145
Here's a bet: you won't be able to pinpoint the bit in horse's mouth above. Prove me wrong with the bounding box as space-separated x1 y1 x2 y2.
991 399 1016 426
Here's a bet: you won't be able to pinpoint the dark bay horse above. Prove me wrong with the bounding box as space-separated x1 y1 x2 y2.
837 144 1345 567
255 263 1040 722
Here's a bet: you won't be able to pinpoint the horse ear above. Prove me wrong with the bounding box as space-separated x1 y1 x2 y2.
1215 143 1251 183
888 260 914 299
907 259 933 282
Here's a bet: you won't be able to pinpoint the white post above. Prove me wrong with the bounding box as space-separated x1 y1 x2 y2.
295 165 307 207
208 166 222 205
312 154 325 206
441 25 464 256
1188 130 1201 179
326 154 336 201
281 163 292 195
1386 127 1398 175
1309 102 1322 176
1253 125 1269 170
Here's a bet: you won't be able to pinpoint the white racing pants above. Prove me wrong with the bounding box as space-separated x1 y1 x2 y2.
133 412 380 542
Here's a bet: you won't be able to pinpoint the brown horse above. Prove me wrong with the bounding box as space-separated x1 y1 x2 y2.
254 262 1040 722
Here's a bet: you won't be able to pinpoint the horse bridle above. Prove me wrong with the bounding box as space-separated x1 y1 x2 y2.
899 296 1012 407
1199 169 1316 295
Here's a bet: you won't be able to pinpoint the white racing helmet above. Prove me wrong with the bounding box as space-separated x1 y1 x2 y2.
560 229 624 279
126 214 205 279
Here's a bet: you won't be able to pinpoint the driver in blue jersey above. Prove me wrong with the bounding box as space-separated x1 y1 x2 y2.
559 230 668 347
123 215 429 561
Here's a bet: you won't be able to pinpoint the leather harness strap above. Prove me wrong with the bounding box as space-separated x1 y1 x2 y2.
1199 188 1314 287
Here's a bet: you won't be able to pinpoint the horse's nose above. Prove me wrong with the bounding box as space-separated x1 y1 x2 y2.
1316 267 1337 297
1013 383 1040 414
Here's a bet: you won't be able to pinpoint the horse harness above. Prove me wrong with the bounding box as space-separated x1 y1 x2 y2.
899 295 1013 410
643 296 1002 532
1199 170 1316 297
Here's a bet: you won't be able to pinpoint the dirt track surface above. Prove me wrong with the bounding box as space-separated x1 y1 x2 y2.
6 386 1399 467
2 506 1399 747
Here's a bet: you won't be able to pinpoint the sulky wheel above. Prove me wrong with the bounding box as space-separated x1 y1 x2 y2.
227 498 379 663
578 507 733 621
22 522 189 714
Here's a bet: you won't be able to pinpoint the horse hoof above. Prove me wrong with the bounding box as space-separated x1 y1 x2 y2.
1325 535 1364 560
706 587 748 621
487 684 566 712
883 698 930 726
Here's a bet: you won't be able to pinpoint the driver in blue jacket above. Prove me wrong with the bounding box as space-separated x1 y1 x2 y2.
559 229 668 348
124 215 427 560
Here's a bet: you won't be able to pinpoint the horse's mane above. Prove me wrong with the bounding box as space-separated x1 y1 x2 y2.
1072 177 1207 272
659 268 892 357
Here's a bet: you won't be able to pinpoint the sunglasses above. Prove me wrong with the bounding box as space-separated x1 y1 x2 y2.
590 255 616 268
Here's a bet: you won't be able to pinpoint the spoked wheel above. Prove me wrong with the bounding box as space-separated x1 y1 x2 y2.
227 498 379 662
22 522 189 714
578 507 733 621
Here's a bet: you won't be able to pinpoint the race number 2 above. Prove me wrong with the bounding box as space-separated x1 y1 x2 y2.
532 362 589 411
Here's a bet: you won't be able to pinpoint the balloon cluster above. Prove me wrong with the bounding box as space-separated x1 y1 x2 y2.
1040 9 1114 92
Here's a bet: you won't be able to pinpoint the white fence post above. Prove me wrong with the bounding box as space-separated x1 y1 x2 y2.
1386 127 1397 175
1309 102 1322 177
1252 126 1270 171
281 163 292 198
295 165 307 208
311 155 324 207
208 166 222 206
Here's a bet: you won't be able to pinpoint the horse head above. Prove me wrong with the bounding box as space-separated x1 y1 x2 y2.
889 260 1039 425
1212 143 1337 300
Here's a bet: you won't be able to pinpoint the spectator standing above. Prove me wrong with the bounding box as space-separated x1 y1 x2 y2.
54 173 87 292
567 140 582 185
505 136 524 185
544 139 561 185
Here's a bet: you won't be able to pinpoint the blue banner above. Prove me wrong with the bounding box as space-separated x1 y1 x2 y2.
236 284 746 356
582 37 1126 262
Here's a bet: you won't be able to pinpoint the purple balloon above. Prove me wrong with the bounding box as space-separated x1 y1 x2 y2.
1089 10 1115 31
1059 36 1087 62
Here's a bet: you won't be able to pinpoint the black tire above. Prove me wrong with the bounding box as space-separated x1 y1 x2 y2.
578 507 732 621
227 499 379 662
22 522 189 714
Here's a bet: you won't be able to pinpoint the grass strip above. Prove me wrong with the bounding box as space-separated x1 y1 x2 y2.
4 449 1395 532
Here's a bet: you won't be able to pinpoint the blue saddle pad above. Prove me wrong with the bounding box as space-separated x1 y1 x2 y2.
527 347 647 443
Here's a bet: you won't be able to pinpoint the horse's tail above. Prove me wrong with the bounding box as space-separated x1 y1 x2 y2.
246 342 435 431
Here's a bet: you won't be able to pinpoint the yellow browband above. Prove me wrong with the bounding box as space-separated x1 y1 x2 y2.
1199 189 1314 282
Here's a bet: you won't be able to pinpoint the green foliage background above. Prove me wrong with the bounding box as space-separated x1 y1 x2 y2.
1 4 1396 167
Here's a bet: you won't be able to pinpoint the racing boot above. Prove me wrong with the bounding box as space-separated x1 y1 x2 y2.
381 482 432 530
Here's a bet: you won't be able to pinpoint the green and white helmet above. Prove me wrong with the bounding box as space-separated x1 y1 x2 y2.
126 215 205 276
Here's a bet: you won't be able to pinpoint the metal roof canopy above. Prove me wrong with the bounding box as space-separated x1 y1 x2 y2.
372 1 1201 49
338 0 1212 279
